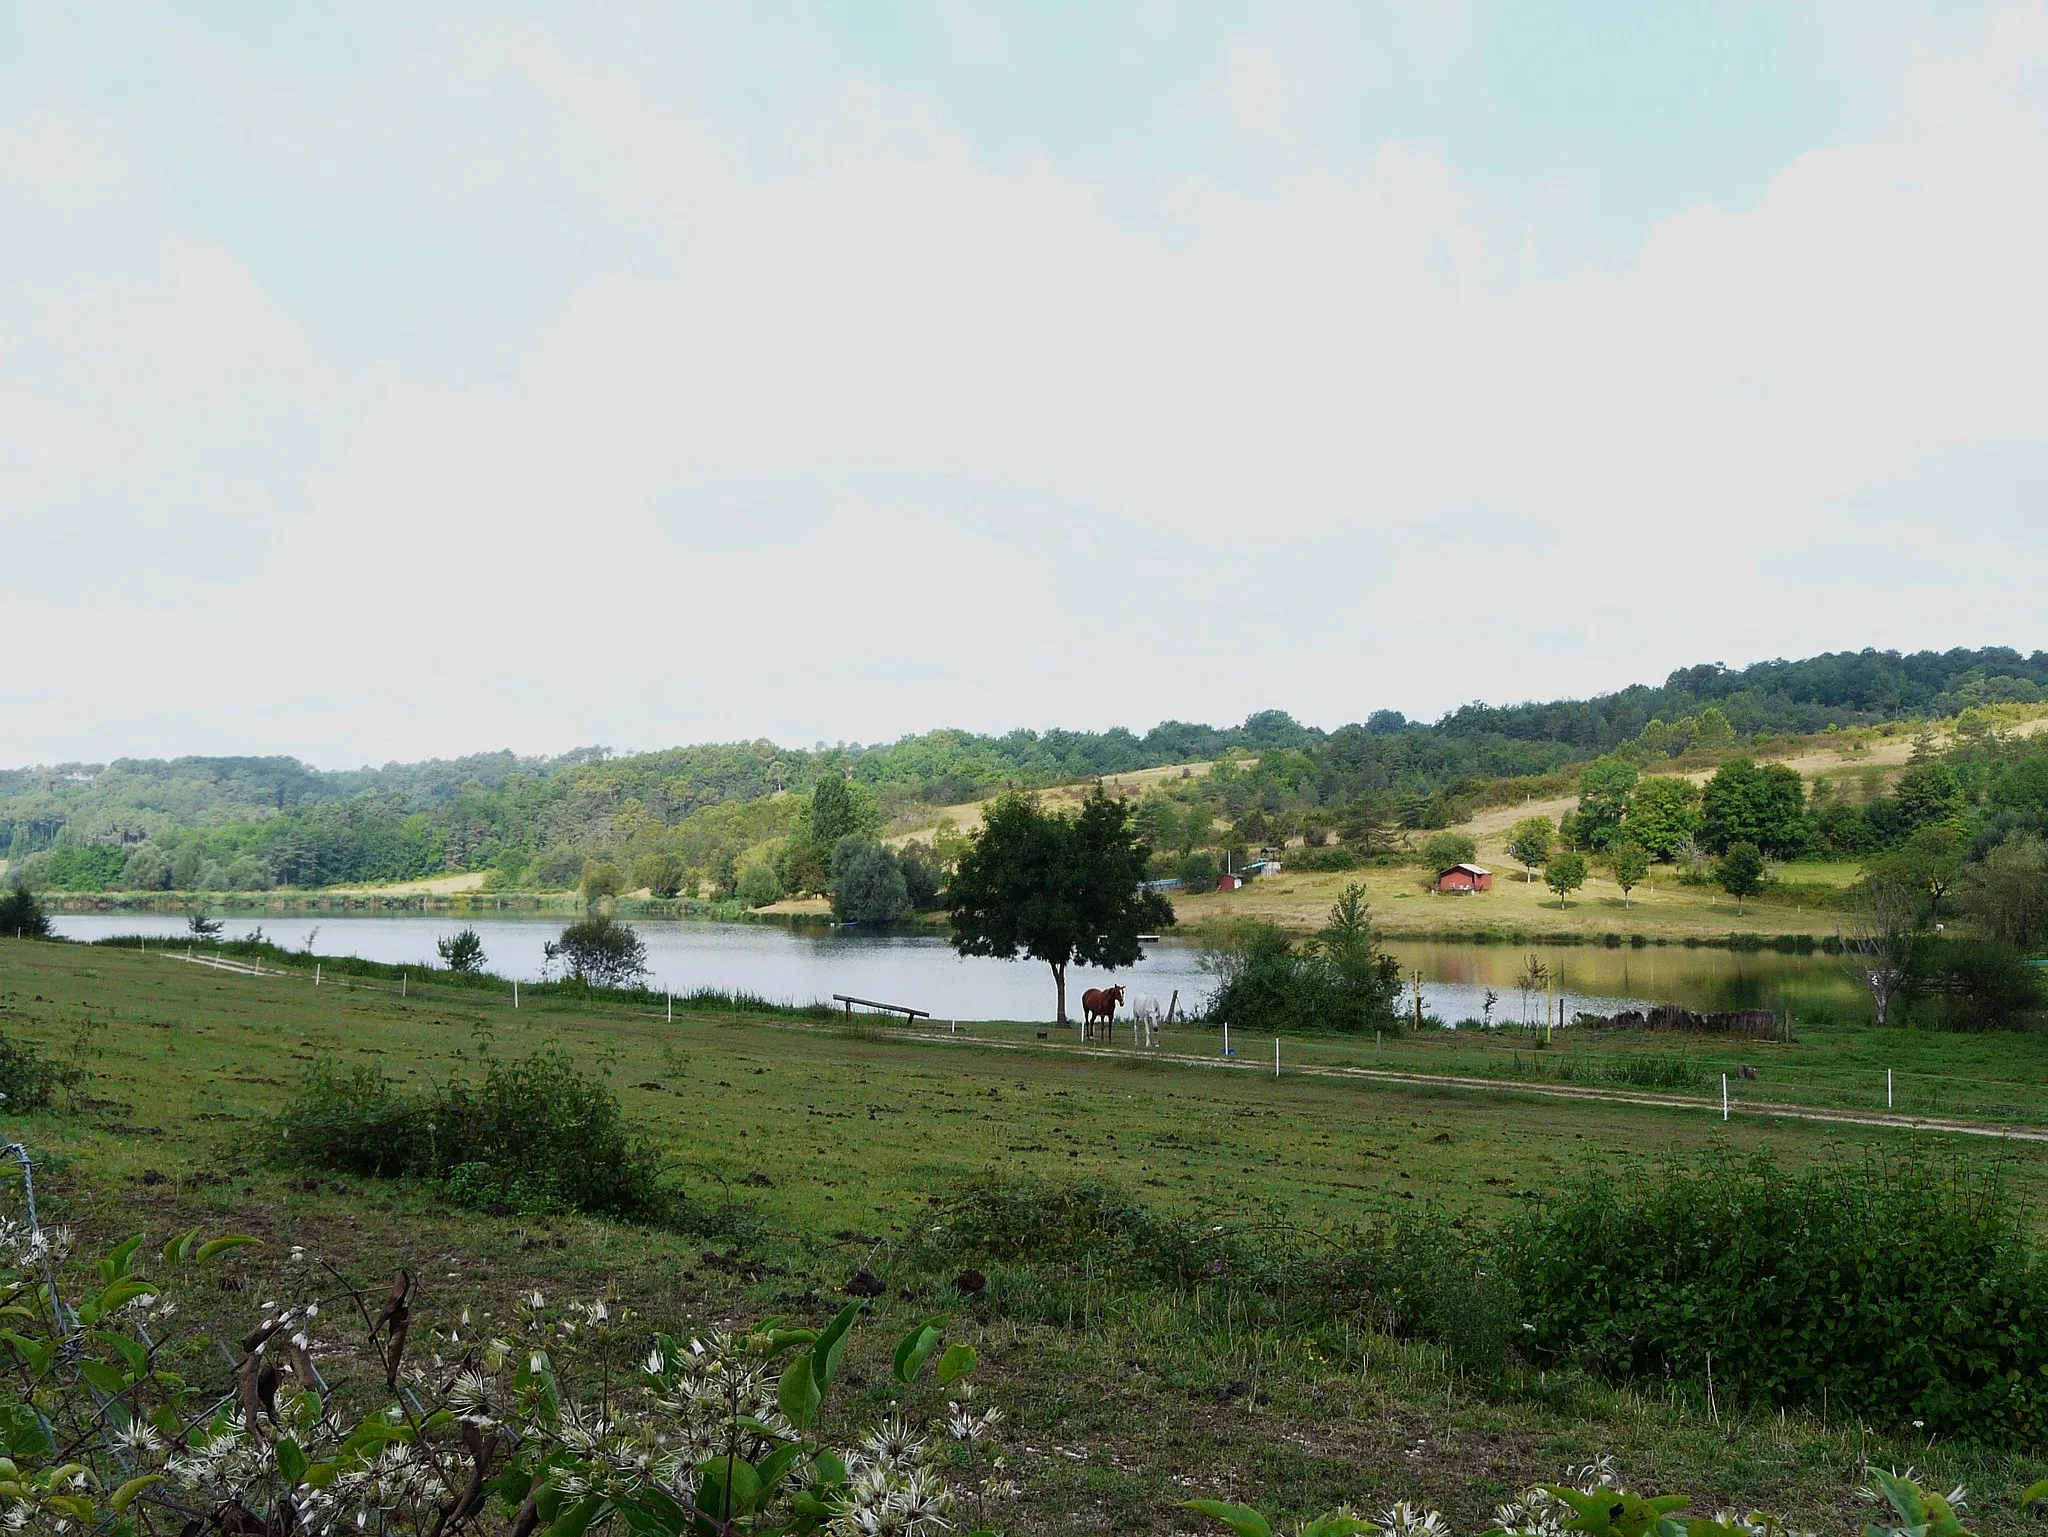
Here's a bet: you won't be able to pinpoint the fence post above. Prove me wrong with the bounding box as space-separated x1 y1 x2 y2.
1274 1038 1281 1078
1223 1021 1230 1057
1722 1073 1729 1120
315 963 320 987
402 972 407 999
667 991 672 1024
1888 1068 1894 1109
513 979 519 1009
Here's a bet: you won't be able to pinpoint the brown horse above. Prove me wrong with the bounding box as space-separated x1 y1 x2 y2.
1080 984 1124 1042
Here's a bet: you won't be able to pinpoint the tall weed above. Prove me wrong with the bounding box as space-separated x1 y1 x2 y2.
911 1174 1516 1372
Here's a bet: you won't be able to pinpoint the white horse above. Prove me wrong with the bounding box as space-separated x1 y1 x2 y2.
1130 992 1163 1046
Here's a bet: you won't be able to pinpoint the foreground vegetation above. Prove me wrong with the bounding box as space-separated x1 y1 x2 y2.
15 939 2048 1531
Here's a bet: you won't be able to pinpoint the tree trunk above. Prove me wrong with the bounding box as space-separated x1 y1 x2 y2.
1051 960 1068 1025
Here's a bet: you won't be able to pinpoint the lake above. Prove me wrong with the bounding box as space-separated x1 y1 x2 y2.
47 912 1867 1025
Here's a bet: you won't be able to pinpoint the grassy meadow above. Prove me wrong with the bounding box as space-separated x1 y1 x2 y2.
11 935 2048 1532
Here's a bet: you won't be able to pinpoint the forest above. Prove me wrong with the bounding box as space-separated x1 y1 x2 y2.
4 645 2045 902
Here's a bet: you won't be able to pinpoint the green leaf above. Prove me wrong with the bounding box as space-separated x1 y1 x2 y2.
696 1457 761 1524
1183 1499 1275 1537
2021 1480 2048 1508
1300 1518 1375 1537
79 1360 130 1396
810 1450 848 1489
936 1343 978 1385
544 1492 605 1537
160 1229 199 1267
100 1234 144 1285
194 1236 261 1265
276 1438 308 1485
892 1318 947 1385
93 1278 154 1315
767 1327 819 1357
110 1475 160 1515
777 1351 823 1431
91 1331 150 1378
811 1302 860 1395
755 1443 805 1503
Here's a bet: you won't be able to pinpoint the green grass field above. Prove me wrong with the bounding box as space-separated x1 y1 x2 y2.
10 937 2048 1534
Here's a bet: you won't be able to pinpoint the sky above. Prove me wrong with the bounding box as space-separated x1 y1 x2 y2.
3 1 2045 768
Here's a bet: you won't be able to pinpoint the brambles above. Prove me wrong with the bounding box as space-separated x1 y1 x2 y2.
1512 1148 2048 1443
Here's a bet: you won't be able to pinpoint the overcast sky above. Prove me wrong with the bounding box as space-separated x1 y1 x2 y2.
3 2 2044 768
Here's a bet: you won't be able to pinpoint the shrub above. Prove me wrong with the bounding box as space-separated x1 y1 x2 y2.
120 843 172 890
829 835 910 923
0 1037 77 1110
633 851 689 898
1419 830 1478 870
580 858 625 902
547 914 648 986
1513 1147 2048 1443
0 885 51 938
435 925 487 973
1291 845 1357 872
1908 935 2045 1029
1201 891 1403 1034
897 838 945 908
273 1046 666 1219
736 856 784 907
1177 850 1220 888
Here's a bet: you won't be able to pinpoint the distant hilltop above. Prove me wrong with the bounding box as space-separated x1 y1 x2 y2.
3 645 2042 898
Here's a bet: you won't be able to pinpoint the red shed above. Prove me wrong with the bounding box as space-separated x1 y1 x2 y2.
1435 863 1493 893
1216 873 1245 891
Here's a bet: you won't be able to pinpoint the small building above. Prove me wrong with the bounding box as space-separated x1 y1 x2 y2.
1217 872 1245 891
1435 863 1493 893
1243 858 1283 877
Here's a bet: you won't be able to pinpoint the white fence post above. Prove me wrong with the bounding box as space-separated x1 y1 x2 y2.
1888 1068 1894 1109
1722 1073 1729 1121
1274 1038 1281 1078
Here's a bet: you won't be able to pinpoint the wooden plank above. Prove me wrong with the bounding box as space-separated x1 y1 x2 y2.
831 992 930 1021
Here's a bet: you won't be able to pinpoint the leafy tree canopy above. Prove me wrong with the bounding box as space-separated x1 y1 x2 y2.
947 791 1174 1023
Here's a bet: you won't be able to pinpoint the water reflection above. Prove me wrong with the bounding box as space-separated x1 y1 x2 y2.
50 912 1863 1025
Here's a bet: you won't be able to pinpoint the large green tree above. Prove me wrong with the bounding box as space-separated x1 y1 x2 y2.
1627 776 1703 860
1610 842 1649 907
1506 816 1554 883
1701 758 1807 857
1575 756 1640 851
829 835 910 924
1716 841 1768 914
1544 849 1588 907
947 790 1174 1024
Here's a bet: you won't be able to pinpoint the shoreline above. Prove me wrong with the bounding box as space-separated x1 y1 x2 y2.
34 888 1850 951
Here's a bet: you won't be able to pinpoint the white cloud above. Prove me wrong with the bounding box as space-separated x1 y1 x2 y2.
1 4 2044 764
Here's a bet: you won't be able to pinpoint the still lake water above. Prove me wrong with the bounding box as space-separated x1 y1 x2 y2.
48 913 1862 1025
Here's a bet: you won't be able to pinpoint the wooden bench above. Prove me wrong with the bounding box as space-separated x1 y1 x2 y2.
832 993 931 1023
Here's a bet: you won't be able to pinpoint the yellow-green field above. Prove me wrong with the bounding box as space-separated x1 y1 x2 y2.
9 937 2048 1534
